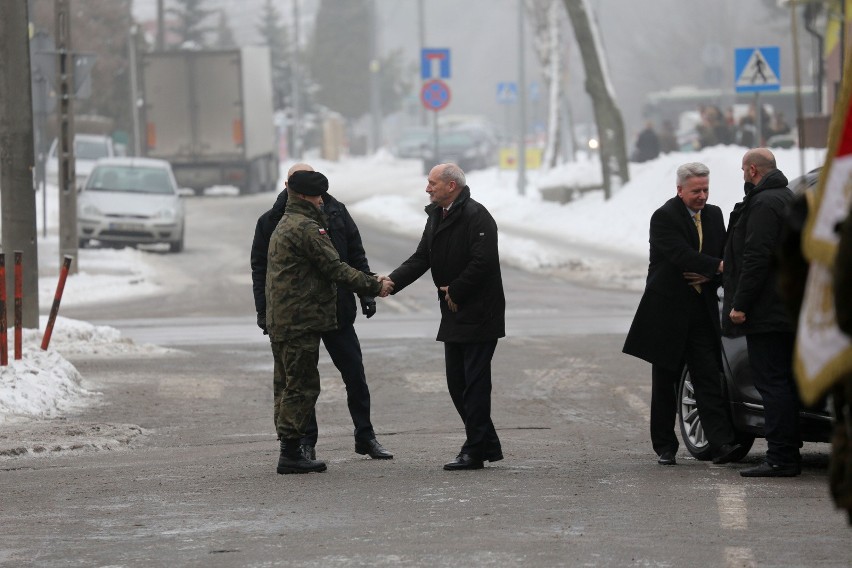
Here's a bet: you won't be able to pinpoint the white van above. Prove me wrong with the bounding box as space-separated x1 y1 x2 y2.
46 134 115 189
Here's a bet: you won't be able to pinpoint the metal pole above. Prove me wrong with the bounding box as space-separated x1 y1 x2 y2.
41 256 73 351
369 0 382 153
0 254 6 366
0 0 41 328
517 0 527 196
790 0 806 176
128 25 141 156
55 0 78 274
291 0 303 160
418 0 426 127
156 0 165 51
14 252 22 360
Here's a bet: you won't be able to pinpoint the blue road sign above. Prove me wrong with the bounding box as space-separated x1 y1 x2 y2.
421 79 451 111
735 46 780 93
496 82 518 104
421 48 451 80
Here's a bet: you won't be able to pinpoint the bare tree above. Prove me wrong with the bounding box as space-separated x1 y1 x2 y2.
562 0 629 198
527 0 564 169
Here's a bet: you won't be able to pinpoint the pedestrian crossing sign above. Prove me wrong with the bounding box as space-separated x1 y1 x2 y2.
735 46 780 93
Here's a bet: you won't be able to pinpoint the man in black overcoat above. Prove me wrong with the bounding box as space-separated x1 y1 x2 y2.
388 163 505 471
623 162 741 466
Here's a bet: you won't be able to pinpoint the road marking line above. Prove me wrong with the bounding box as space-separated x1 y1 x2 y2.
724 546 755 567
717 485 748 530
613 386 650 423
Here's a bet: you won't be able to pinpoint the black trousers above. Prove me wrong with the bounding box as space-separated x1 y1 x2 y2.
746 331 802 465
650 292 736 455
302 323 375 445
444 340 501 458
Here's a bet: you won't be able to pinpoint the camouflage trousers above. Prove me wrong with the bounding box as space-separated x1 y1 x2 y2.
271 332 322 441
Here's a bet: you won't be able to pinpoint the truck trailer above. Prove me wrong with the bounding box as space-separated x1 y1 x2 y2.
142 47 278 195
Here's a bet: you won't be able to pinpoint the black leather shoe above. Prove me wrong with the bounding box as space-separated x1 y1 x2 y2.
355 438 393 459
657 451 677 466
740 461 801 477
444 453 484 471
712 443 743 465
300 444 316 461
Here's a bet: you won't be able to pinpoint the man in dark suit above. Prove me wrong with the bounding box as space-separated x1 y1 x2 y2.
387 162 505 471
623 162 741 466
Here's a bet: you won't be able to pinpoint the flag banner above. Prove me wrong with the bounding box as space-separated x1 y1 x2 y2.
795 47 852 406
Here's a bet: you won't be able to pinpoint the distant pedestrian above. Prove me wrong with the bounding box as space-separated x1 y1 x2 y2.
631 121 661 163
624 162 742 467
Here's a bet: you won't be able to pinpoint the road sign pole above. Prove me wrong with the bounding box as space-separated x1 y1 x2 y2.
517 0 527 196
755 92 762 147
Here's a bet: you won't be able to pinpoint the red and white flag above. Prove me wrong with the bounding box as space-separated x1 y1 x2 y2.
794 63 852 406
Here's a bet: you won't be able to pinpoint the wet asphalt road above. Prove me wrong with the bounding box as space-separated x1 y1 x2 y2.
0 191 849 567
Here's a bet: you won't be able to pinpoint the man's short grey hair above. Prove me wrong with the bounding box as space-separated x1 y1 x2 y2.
676 162 710 186
438 163 466 188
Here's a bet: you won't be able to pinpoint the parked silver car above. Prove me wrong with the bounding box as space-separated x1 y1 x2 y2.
77 158 185 252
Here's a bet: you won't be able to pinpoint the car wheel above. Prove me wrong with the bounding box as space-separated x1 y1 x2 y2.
78 238 89 249
169 231 184 253
678 369 757 462
678 369 714 461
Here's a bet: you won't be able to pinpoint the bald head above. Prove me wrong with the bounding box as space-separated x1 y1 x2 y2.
742 148 776 185
287 162 314 177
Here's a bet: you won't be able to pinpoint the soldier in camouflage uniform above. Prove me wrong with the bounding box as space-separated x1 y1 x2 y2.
266 170 390 474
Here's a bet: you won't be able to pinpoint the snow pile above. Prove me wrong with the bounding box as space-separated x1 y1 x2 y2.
0 348 96 422
0 316 173 423
38 246 164 308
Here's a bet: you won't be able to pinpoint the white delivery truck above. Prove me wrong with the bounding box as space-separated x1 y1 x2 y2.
141 46 278 195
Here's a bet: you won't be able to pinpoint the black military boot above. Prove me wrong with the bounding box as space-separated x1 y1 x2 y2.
277 438 327 474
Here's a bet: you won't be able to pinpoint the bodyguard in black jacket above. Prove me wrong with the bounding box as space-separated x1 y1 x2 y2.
623 162 740 466
389 163 505 471
724 149 801 477
250 165 392 461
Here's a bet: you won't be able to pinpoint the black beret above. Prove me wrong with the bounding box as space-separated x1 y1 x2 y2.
288 170 328 196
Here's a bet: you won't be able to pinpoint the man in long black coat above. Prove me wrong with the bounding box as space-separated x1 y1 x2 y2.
251 163 392 461
388 163 505 471
623 162 741 466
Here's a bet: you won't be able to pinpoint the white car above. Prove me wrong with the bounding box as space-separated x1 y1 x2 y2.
77 157 186 253
46 134 115 189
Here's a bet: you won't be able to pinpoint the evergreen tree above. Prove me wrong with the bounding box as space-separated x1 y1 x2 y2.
215 10 237 49
307 0 407 119
168 0 214 48
257 0 292 110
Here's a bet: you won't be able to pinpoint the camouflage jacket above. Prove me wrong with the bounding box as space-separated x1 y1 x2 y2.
265 196 382 340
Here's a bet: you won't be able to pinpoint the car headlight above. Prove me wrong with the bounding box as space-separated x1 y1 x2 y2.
80 204 102 217
155 208 176 220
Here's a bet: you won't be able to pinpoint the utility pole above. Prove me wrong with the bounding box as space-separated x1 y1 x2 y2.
129 25 141 156
0 1 40 328
291 0 303 160
369 0 383 153
55 0 78 274
156 0 165 51
517 0 527 196
418 0 426 126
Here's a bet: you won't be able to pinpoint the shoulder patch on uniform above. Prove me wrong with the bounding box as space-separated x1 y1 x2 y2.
318 228 327 235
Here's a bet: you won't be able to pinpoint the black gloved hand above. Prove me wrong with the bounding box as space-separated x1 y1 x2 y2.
257 312 268 335
360 297 377 319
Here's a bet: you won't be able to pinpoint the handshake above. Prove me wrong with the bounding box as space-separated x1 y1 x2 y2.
376 275 395 298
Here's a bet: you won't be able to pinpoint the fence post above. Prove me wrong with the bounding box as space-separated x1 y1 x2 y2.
41 256 73 351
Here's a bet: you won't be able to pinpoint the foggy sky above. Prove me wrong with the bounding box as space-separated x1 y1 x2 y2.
132 0 817 139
